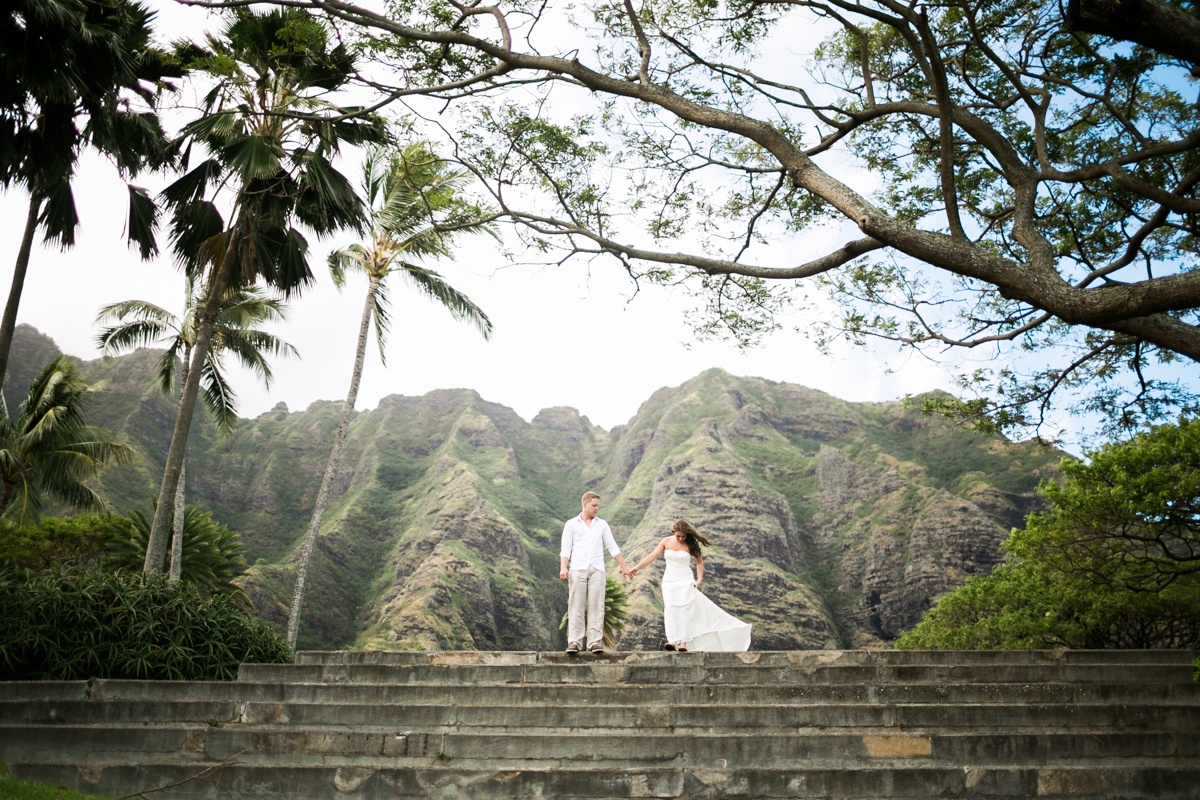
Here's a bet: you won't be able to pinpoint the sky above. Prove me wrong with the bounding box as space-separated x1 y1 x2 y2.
0 0 963 433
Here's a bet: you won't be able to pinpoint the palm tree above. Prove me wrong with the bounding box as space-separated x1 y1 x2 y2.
96 277 296 580
108 503 250 606
285 144 494 648
0 0 180 398
145 7 387 574
0 357 132 526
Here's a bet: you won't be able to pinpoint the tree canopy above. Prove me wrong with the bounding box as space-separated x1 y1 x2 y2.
177 0 1200 440
898 415 1200 649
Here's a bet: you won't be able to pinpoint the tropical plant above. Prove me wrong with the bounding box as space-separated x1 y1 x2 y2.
144 6 387 574
0 357 131 526
558 574 631 650
0 566 291 681
107 504 250 606
96 276 296 579
285 143 493 648
0 0 180 397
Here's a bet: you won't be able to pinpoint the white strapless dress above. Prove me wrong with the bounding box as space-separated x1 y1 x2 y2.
661 550 752 651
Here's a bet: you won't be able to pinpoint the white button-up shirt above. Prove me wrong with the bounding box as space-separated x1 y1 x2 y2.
560 514 620 572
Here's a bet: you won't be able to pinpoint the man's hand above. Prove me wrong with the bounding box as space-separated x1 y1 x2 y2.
621 566 633 579
560 569 569 580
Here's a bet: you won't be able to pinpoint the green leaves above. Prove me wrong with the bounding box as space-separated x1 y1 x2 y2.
96 278 298 436
163 6 388 297
0 566 290 681
898 416 1200 650
0 357 130 526
108 505 251 605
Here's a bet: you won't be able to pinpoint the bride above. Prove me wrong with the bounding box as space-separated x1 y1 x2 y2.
630 520 752 652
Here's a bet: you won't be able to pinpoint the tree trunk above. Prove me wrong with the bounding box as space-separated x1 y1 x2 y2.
169 356 191 582
144 230 240 574
286 274 381 649
0 193 44 399
170 462 186 581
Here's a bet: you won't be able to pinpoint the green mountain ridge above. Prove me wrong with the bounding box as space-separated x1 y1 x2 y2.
6 324 1062 650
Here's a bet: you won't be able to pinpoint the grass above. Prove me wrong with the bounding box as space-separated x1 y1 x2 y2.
0 767 114 800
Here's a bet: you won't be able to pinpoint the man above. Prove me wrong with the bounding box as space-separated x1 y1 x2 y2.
560 492 632 654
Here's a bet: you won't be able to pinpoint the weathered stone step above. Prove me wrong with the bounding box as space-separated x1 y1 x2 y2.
238 661 1195 686
10 761 1200 799
5 699 1198 733
7 725 1197 768
294 649 1200 668
7 678 1199 707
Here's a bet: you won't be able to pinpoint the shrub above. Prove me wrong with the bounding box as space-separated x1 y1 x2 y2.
895 563 1200 650
0 567 291 681
0 516 115 572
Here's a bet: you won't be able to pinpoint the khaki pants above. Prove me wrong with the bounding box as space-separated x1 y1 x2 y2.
567 567 606 647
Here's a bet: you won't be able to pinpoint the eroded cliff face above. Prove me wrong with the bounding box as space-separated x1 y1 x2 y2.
9 327 1062 650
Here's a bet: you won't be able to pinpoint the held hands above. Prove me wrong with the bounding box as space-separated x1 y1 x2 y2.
621 566 636 579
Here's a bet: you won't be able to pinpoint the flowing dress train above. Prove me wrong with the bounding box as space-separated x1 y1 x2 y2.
661 550 752 651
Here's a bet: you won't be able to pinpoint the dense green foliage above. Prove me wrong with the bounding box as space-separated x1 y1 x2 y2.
0 515 112 572
107 505 250 605
895 562 1200 650
0 567 290 681
0 357 130 525
898 418 1200 650
1013 418 1200 592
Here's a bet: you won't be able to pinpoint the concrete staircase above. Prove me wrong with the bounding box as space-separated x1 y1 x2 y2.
1 649 1198 799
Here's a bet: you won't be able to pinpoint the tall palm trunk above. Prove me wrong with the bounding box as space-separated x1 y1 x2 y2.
0 193 44 398
144 228 240 573
169 349 192 582
286 273 381 649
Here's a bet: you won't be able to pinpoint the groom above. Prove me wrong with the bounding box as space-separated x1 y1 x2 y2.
560 492 632 654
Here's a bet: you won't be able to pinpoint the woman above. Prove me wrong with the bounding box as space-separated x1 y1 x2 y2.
630 520 752 652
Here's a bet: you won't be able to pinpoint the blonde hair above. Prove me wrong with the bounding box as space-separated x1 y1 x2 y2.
581 491 600 504
671 519 712 560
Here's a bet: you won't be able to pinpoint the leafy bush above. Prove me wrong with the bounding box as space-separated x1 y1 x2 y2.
896 563 1200 650
0 567 291 681
898 417 1200 652
0 516 114 572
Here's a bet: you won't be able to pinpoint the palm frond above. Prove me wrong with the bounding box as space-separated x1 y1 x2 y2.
95 318 175 356
397 262 493 340
199 354 238 436
328 245 370 288
371 278 391 365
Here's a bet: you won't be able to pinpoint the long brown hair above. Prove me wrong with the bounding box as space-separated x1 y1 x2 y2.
671 519 711 560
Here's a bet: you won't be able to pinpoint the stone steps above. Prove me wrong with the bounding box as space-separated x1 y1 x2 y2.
6 727 1196 768
292 649 1200 667
237 662 1192 686
8 678 1197 707
9 763 1200 799
5 700 1198 731
1 650 1196 799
